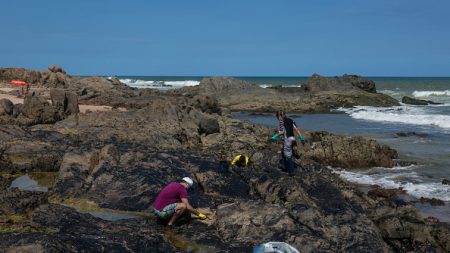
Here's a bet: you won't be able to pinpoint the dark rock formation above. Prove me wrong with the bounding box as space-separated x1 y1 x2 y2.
419 197 445 206
172 75 399 113
198 77 260 93
48 65 66 74
0 189 48 215
396 131 428 138
198 116 220 135
368 187 406 200
402 96 441 105
443 179 450 185
50 89 80 117
301 131 398 168
304 73 376 93
0 98 14 115
0 67 447 252
0 68 43 85
0 204 177 253
368 204 449 252
21 96 61 124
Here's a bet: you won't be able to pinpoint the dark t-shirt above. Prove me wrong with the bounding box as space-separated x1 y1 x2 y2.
283 117 297 137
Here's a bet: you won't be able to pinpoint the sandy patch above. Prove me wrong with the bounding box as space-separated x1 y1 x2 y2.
0 90 126 113
0 93 24 104
79 105 127 113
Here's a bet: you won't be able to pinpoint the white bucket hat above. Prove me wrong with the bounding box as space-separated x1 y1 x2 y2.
182 177 194 187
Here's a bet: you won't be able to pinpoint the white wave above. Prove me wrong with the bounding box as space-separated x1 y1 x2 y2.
413 90 450 97
378 89 401 97
334 169 450 201
259 84 302 88
337 106 450 129
164 80 200 87
119 79 199 89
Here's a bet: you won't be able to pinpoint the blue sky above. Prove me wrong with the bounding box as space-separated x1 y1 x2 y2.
1 0 450 76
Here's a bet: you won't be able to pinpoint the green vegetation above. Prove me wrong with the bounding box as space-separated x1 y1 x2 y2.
29 172 58 189
50 197 150 218
8 153 33 164
0 214 27 223
61 129 79 135
0 224 57 233
0 214 57 233
165 230 215 253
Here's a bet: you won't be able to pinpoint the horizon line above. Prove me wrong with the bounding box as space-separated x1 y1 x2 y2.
85 75 450 78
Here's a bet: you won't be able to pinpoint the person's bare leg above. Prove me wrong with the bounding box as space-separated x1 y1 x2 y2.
168 203 186 225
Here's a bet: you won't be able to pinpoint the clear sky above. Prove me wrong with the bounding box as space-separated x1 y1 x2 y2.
1 0 450 76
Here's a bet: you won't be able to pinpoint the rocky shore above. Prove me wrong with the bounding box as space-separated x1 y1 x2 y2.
0 67 448 252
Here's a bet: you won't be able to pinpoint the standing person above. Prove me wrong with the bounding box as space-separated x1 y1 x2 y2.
151 177 206 226
275 111 305 175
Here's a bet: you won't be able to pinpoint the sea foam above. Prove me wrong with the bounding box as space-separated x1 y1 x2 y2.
338 106 450 130
119 78 200 89
413 90 450 97
334 168 450 201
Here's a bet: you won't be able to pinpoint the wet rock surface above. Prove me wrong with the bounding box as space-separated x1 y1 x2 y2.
402 96 442 105
0 67 448 252
0 204 177 253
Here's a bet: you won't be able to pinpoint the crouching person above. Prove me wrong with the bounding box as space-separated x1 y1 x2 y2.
151 177 206 226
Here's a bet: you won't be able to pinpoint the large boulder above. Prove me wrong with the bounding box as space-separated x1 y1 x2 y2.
301 131 398 168
368 204 450 252
48 65 66 74
50 89 80 117
198 116 220 135
0 98 14 115
21 95 61 124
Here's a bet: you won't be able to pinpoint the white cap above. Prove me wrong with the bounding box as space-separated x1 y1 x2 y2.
182 177 194 187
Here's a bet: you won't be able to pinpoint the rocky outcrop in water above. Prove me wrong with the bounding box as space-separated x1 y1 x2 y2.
304 73 377 93
173 74 399 113
402 96 442 105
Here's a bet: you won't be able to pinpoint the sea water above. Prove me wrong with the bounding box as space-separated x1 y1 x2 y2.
120 76 450 220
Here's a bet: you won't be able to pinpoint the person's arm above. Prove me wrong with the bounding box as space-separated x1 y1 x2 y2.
294 123 305 145
181 198 200 216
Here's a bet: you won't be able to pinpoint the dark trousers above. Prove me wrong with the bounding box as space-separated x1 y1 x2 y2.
282 155 295 175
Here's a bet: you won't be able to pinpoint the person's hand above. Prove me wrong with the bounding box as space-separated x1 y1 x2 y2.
198 213 207 219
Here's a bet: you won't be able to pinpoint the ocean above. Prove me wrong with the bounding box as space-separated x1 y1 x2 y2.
119 76 450 219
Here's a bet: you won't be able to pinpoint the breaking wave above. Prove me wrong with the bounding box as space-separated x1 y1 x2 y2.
337 106 450 130
413 90 450 97
119 78 200 89
334 167 450 201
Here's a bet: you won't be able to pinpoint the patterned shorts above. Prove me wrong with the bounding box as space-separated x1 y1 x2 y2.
152 203 177 220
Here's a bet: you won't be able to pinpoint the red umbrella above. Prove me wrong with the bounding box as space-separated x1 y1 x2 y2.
9 80 28 87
